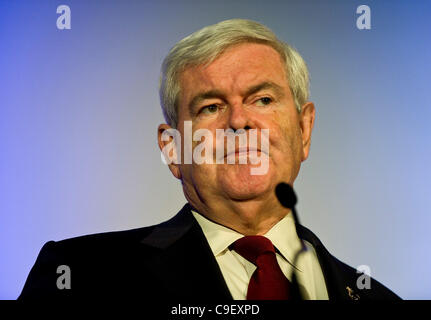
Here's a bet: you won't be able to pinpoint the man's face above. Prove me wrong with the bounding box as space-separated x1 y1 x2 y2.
161 42 315 205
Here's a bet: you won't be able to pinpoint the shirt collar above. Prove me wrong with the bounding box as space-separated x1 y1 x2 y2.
192 210 243 256
264 211 302 267
192 210 303 267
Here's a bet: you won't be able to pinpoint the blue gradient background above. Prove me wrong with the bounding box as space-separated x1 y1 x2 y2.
1 0 430 299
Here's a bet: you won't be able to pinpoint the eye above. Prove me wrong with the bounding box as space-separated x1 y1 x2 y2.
201 104 219 114
255 97 273 107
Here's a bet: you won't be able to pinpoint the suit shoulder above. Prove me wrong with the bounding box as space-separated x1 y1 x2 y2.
52 209 189 250
19 207 191 300
18 223 163 300
298 224 401 300
54 224 155 248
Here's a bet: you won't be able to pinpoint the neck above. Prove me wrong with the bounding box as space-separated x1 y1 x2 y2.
187 192 291 235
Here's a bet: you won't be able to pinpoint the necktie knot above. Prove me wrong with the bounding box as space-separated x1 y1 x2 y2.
231 235 276 265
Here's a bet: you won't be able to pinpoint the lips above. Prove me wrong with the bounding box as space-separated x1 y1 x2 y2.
225 147 267 159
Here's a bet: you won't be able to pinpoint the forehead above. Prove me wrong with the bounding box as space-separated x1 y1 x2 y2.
179 43 288 104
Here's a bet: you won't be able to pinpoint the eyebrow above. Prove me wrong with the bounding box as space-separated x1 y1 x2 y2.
188 81 286 112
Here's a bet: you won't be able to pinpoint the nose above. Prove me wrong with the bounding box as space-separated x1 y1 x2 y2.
228 103 254 131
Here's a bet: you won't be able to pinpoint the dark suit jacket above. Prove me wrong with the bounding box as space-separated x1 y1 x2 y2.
18 204 400 301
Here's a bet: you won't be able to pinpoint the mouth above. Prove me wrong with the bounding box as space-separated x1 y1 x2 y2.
225 147 266 159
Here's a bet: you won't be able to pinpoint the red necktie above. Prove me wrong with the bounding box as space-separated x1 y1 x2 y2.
231 235 291 300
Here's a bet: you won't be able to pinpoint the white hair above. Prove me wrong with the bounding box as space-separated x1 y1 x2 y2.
159 19 310 128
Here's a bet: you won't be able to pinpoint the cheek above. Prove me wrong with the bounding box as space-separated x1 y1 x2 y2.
267 116 290 147
268 115 302 157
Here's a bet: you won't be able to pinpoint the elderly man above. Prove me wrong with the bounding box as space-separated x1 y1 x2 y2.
19 19 399 301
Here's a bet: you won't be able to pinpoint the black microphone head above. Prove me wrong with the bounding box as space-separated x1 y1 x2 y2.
275 183 297 209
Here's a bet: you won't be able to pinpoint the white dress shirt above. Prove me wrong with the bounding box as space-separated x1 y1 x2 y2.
192 210 329 300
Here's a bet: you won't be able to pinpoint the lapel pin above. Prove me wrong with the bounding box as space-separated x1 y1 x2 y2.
346 286 360 300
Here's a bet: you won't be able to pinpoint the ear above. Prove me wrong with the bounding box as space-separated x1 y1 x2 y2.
158 123 182 180
299 102 316 161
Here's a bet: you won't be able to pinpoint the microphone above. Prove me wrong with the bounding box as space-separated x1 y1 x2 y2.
275 183 298 222
275 182 307 300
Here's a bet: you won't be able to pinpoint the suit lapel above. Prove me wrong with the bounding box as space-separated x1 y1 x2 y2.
140 204 233 300
139 204 359 300
297 224 356 300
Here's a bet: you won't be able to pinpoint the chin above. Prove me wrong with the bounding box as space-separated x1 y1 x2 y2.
217 163 274 200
